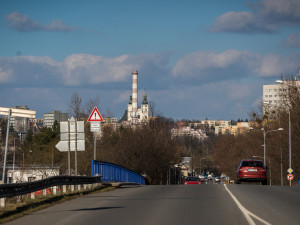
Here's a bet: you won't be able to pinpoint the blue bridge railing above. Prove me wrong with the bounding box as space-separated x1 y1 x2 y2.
91 160 145 185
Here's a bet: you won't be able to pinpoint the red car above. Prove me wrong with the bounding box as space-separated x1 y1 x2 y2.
236 159 267 185
184 176 201 185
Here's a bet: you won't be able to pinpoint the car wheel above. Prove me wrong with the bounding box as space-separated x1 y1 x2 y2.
236 180 241 184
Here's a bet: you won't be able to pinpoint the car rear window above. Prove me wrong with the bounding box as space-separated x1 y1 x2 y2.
241 161 263 167
186 177 199 181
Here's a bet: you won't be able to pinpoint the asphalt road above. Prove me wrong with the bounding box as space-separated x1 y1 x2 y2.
4 184 300 225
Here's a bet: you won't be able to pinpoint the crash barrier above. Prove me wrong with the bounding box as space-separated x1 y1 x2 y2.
0 175 101 207
91 160 145 185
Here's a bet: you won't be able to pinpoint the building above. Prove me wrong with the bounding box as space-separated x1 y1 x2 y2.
43 110 68 128
126 70 149 124
262 84 282 115
102 117 118 131
262 80 300 115
171 124 207 140
9 105 31 133
200 120 231 128
6 164 60 183
30 118 44 133
215 122 250 136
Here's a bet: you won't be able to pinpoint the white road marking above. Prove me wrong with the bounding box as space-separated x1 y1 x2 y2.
224 184 272 225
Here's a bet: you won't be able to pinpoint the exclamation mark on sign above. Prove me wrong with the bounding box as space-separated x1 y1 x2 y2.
94 113 97 119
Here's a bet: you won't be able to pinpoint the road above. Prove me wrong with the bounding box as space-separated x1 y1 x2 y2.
4 184 300 225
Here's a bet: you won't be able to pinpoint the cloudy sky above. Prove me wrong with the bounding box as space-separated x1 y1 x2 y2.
0 0 300 120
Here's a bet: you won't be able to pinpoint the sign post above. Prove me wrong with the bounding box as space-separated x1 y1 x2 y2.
88 107 103 161
55 117 85 175
0 107 36 183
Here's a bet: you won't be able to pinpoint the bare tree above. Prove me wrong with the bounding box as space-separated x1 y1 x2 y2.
84 96 100 116
149 100 157 117
69 92 84 119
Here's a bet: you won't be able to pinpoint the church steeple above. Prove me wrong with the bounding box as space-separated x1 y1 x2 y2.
128 94 132 104
142 94 148 105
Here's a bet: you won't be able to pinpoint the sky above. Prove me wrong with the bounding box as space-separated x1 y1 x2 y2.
0 0 300 121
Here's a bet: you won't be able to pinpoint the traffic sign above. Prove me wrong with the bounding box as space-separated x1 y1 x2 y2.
88 107 103 122
287 168 294 174
0 107 36 118
55 119 85 152
90 121 101 132
287 174 294 181
56 140 85 152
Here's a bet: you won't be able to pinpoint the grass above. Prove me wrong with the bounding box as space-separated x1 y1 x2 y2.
0 185 116 224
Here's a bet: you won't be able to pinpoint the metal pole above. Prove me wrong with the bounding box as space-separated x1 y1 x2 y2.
289 110 291 186
2 109 11 183
68 120 71 175
281 147 283 186
13 138 15 173
269 158 271 186
75 120 77 176
263 130 266 166
94 132 97 160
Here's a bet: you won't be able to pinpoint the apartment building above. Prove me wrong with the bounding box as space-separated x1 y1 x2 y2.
215 122 250 136
263 81 300 115
200 120 231 128
43 110 68 128
171 125 207 140
9 105 30 133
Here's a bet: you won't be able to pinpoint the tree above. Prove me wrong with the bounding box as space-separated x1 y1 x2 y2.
69 92 85 119
84 96 100 116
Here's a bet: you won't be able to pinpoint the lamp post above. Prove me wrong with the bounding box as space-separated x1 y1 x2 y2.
276 80 293 186
253 155 271 185
261 127 283 166
199 158 205 175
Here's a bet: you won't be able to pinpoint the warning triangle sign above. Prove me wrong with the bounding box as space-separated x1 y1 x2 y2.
88 107 104 122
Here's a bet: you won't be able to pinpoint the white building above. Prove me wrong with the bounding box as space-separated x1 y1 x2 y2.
263 84 282 113
263 81 300 115
171 125 207 140
6 165 60 183
43 110 68 128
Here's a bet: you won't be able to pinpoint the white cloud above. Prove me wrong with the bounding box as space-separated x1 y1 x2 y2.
210 0 300 33
1 51 297 120
63 54 134 86
0 53 170 88
6 12 78 32
253 54 298 77
283 33 300 47
172 50 298 79
0 67 12 83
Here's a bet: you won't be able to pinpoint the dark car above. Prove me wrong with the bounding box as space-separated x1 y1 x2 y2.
236 159 267 185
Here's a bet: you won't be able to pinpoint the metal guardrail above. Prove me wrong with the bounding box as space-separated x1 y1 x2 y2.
0 175 101 198
91 160 145 185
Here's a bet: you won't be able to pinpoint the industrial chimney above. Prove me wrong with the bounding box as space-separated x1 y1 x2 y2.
132 70 138 119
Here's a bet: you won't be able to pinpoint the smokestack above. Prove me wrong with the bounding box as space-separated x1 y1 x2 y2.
132 70 138 117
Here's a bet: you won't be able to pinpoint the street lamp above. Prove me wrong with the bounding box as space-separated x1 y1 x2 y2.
261 127 283 166
199 158 205 175
253 155 272 185
276 79 293 186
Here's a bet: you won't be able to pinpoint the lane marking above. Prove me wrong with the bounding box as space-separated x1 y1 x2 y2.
224 185 272 225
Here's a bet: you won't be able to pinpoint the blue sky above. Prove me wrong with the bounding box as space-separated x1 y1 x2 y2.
0 0 300 120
